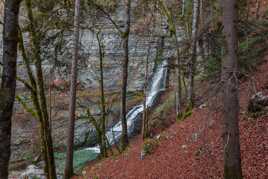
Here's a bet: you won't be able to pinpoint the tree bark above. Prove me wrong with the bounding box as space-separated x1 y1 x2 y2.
222 0 243 178
158 0 182 117
0 0 21 178
175 35 182 117
97 31 107 157
120 0 131 151
142 46 150 139
255 0 260 19
64 0 81 178
181 0 185 16
25 0 57 178
188 0 200 107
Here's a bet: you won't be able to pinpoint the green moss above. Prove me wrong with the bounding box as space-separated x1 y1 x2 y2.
142 138 159 155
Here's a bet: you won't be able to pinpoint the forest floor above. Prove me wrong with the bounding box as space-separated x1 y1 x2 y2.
73 55 268 179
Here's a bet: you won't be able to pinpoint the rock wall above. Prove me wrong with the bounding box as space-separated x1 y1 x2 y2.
5 0 181 173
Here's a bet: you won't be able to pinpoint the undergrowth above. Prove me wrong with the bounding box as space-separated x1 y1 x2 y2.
203 19 268 79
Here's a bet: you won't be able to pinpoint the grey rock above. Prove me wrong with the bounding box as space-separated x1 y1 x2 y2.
20 165 45 179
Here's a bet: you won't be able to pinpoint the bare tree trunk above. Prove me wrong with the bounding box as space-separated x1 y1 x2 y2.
0 0 21 178
175 35 182 117
222 0 243 178
142 46 150 139
64 0 81 178
188 0 200 107
120 0 131 151
181 0 185 16
97 31 107 157
158 0 182 116
255 0 260 19
25 0 57 178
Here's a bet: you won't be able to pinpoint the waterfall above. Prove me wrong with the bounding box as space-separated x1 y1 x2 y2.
86 59 168 153
24 60 169 176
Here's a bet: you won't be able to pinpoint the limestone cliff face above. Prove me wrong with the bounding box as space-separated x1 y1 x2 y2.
0 0 177 92
5 0 179 170
45 0 173 92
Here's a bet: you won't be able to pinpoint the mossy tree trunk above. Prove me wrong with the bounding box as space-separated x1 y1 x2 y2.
22 0 57 178
0 0 21 178
97 31 108 157
142 46 150 139
158 0 182 117
120 0 131 151
188 0 200 107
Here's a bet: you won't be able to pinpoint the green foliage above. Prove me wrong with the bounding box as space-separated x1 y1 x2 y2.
182 0 193 27
158 0 176 36
22 152 34 161
32 176 41 179
203 20 268 79
142 138 159 155
153 92 174 118
94 0 116 8
34 0 56 12
204 56 221 79
237 0 249 20
177 106 193 121
87 0 117 12
238 32 268 74
264 9 268 17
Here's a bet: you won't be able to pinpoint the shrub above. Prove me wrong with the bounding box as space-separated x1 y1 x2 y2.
142 138 159 155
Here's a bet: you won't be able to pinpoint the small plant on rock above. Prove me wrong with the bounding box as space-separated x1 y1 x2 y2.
141 138 159 159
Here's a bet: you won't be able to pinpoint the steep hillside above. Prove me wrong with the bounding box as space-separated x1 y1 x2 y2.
74 56 268 179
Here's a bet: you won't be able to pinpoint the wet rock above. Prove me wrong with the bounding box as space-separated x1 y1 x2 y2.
74 120 97 148
191 133 199 142
19 165 62 179
198 103 207 109
248 92 268 113
181 145 187 149
20 165 45 179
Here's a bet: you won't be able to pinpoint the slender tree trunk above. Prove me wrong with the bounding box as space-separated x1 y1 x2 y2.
0 1 21 178
181 0 185 16
246 0 250 20
158 1 182 116
120 0 131 151
255 0 260 19
64 0 81 178
25 0 57 178
222 0 243 178
175 34 182 117
97 32 107 157
188 0 200 107
142 46 150 139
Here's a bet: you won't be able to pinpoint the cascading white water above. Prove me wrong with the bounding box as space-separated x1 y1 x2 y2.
19 60 169 177
86 59 168 153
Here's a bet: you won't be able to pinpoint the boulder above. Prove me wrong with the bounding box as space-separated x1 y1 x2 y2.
19 165 45 179
19 165 62 179
248 92 268 113
74 120 97 148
